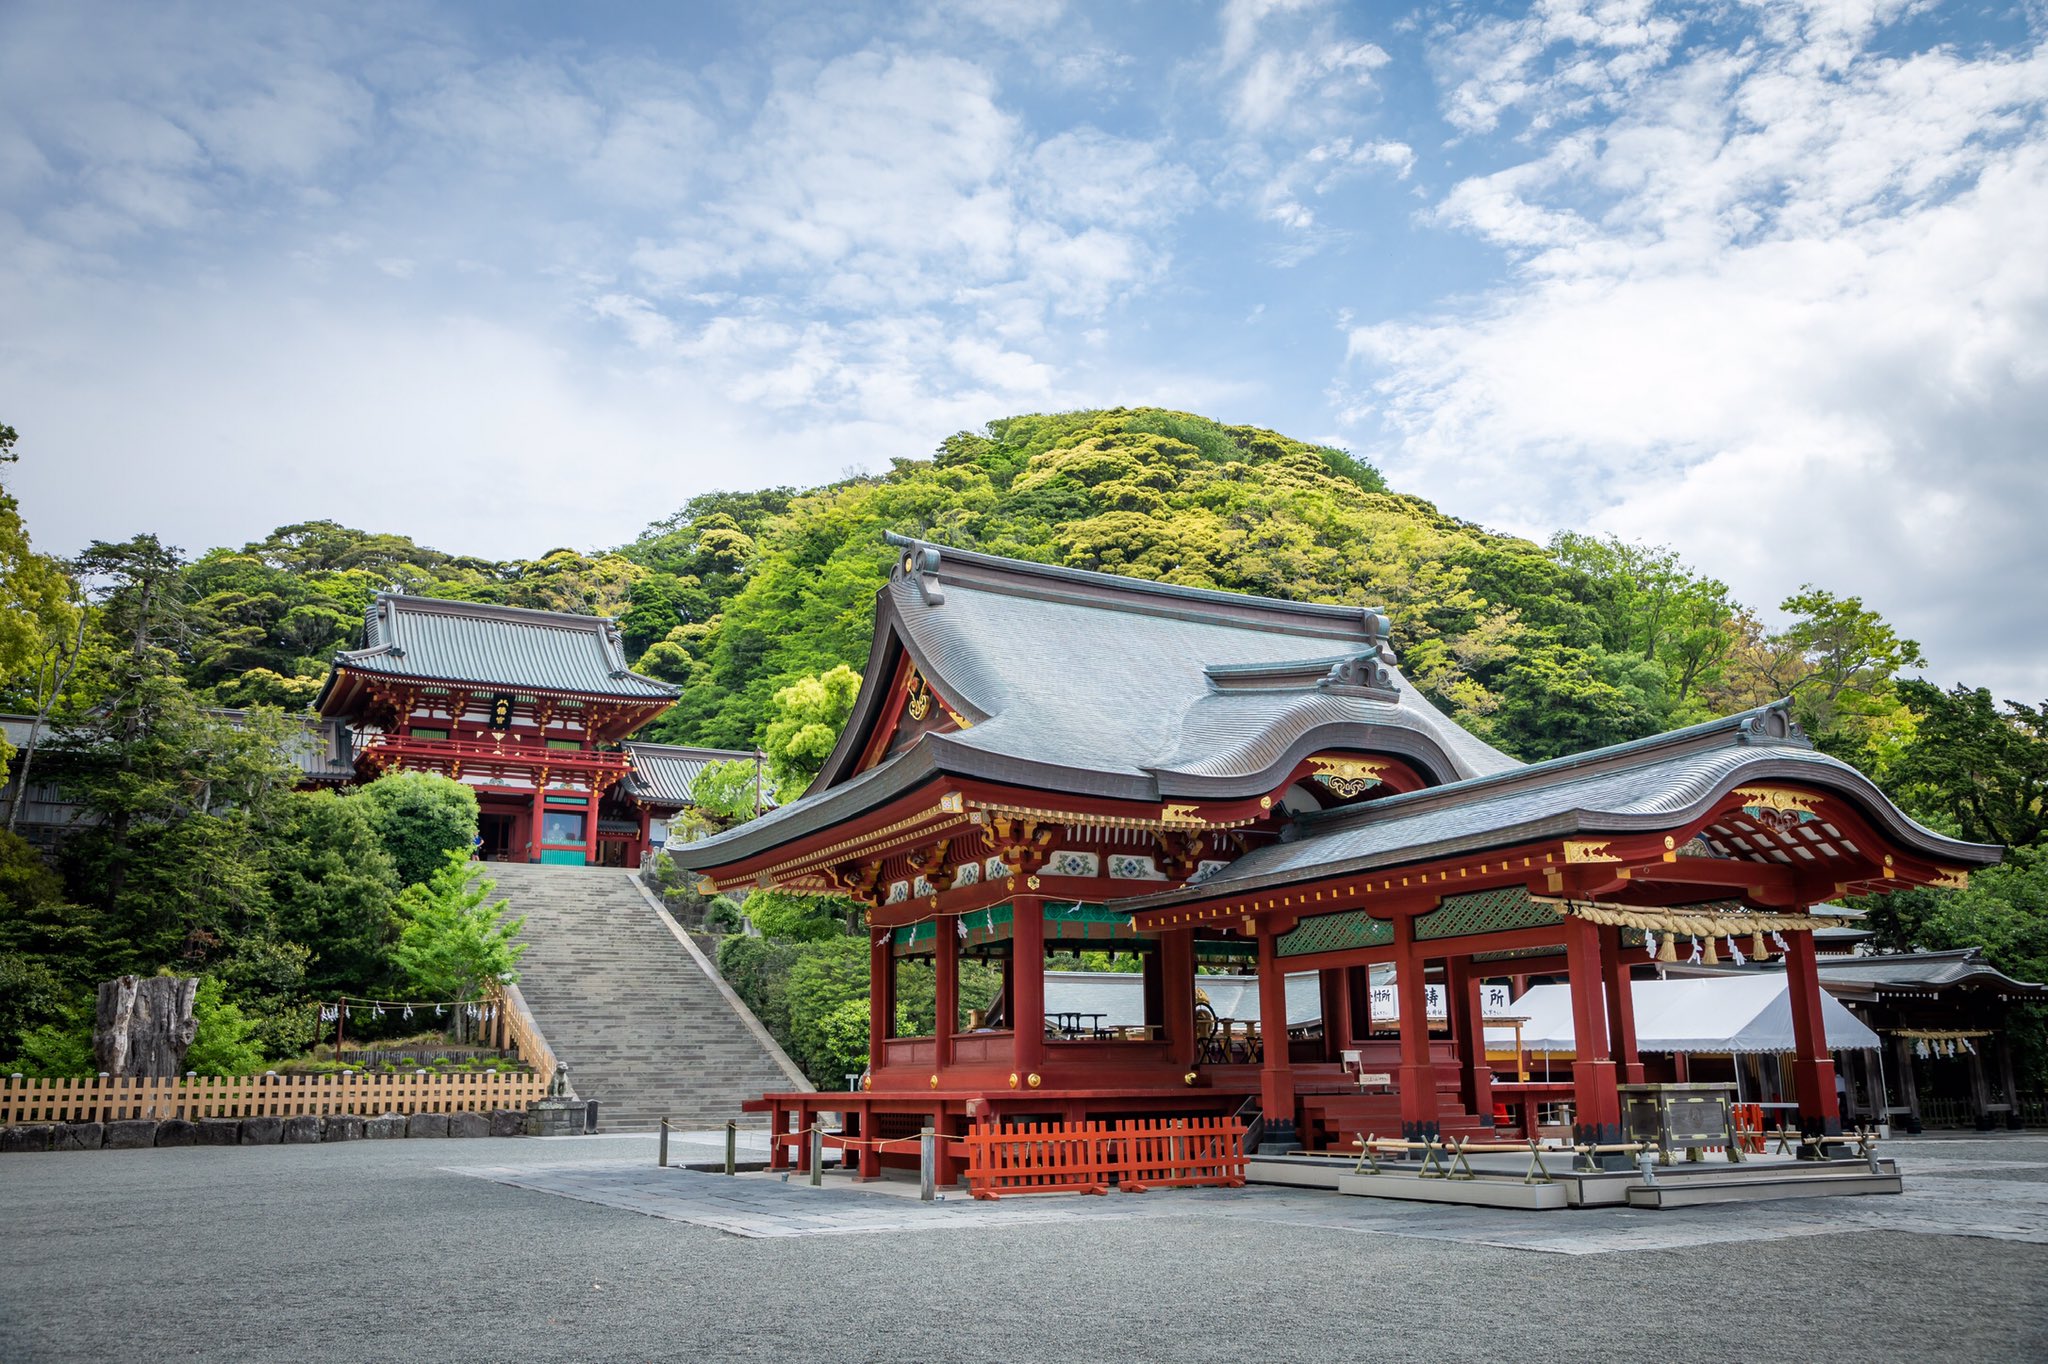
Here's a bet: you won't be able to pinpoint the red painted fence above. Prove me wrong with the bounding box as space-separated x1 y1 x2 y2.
961 1117 1247 1200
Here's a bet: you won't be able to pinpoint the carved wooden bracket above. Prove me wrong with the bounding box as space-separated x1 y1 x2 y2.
909 840 958 893
1155 830 1206 880
829 860 887 905
979 815 1055 875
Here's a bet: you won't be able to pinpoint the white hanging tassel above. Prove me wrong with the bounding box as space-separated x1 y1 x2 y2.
1963 1038 1977 1055
373 1004 385 1018
1644 932 1659 960
402 1005 414 1021
436 1005 445 1017
1771 931 1789 953
1728 937 1746 966
1689 936 1703 964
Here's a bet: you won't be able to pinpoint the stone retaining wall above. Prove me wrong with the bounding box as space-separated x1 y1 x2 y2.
0 1109 531 1153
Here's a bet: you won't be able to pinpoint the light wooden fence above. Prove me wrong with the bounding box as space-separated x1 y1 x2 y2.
494 981 558 1095
1 1068 547 1125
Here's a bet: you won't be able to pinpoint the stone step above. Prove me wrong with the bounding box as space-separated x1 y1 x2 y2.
488 865 804 1125
1625 1167 1903 1208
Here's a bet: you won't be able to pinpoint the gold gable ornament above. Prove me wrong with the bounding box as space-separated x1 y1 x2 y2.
1308 756 1387 800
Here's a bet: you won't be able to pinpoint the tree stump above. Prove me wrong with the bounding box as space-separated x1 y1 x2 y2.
93 976 200 1077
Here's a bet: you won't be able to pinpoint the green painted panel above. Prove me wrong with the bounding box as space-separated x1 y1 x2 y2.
1276 910 1394 957
1414 888 1560 940
891 900 1150 956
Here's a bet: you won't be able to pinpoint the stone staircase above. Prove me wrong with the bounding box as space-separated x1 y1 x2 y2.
484 863 805 1131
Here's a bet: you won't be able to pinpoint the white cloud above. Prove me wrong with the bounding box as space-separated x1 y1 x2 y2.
1350 8 2048 693
944 0 1067 38
1433 0 1689 136
1234 41 1391 134
1025 127 1202 228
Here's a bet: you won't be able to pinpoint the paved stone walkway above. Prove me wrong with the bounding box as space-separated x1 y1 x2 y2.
10 1132 2044 1361
447 1135 2048 1253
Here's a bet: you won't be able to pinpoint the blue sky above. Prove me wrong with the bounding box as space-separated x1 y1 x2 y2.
3 1 2044 698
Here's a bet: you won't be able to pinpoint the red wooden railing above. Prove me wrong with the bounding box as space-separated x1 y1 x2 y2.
960 1117 1247 1200
1116 1116 1248 1191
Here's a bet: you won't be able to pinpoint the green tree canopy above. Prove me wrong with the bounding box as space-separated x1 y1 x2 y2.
1888 681 2048 850
391 851 526 1037
352 772 480 887
762 664 862 799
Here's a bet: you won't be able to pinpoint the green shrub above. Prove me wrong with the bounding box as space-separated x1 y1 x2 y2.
353 773 479 887
185 976 265 1075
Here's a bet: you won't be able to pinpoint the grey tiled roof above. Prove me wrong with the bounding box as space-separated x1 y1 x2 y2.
672 538 1518 870
3 711 355 783
872 540 1518 796
280 714 355 782
1112 704 2003 912
325 596 678 701
621 743 762 808
1813 948 2047 995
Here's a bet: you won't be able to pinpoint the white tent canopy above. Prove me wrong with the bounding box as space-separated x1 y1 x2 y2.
1483 975 1880 1056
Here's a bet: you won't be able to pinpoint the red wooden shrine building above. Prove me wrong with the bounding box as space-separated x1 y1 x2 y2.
670 536 2001 1177
315 594 734 866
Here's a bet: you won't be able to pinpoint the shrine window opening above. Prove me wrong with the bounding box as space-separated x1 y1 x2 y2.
541 810 587 844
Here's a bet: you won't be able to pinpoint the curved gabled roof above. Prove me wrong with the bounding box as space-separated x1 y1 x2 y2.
671 532 1523 872
1111 703 2003 912
671 537 1520 872
818 535 1517 797
316 595 678 710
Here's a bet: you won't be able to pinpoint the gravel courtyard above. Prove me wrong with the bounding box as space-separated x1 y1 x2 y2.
3 1132 2045 1363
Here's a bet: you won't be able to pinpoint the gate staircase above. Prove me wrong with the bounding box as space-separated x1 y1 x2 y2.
483 863 806 1130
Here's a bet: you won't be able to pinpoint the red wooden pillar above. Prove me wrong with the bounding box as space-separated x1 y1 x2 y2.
1011 896 1045 1080
582 787 600 866
1564 915 1622 1149
1394 914 1441 1142
1256 922 1298 1147
1161 928 1196 1069
1599 926 1645 1085
1319 969 1353 1061
933 1107 961 1189
1785 927 1841 1146
528 786 544 862
853 1105 879 1180
869 929 894 1079
934 912 959 1074
768 1101 791 1172
1447 955 1493 1124
635 807 652 866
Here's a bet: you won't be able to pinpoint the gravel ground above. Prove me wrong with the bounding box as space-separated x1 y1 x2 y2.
3 1133 2045 1363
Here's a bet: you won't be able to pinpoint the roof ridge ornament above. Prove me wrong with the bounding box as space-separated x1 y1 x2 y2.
888 534 945 606
1318 610 1397 699
1736 702 1810 748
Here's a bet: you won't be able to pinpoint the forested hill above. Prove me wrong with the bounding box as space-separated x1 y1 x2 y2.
5 406 2043 1064
137 407 1921 775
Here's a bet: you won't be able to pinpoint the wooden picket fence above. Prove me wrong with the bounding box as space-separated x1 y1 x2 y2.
962 1117 1246 1200
1 1068 546 1125
1116 1116 1249 1192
